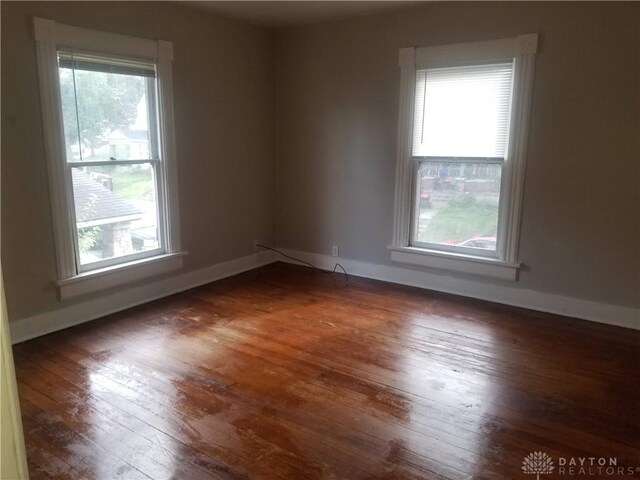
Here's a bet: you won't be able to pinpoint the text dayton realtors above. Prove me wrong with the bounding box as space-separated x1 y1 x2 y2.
557 457 638 477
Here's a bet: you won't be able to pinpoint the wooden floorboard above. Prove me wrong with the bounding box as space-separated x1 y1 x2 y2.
13 262 640 479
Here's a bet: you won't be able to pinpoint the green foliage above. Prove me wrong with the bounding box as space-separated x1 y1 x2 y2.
75 191 102 254
78 226 101 253
423 194 498 243
59 68 144 158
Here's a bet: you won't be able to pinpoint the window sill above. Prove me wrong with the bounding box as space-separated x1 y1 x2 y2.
389 246 519 281
56 251 188 300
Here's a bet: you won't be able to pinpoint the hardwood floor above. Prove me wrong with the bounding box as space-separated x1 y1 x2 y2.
13 262 640 479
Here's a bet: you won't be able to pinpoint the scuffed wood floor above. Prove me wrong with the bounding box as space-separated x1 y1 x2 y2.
13 263 640 479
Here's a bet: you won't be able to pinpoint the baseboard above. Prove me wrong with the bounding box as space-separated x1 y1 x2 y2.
10 247 638 344
277 248 640 330
9 251 278 344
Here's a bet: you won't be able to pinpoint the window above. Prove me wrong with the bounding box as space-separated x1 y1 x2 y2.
391 35 538 280
59 51 163 270
34 18 184 299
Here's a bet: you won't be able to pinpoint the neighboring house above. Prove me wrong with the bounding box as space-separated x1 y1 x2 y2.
107 94 150 160
72 169 142 261
107 128 150 160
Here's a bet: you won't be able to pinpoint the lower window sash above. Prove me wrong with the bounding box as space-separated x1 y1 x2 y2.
410 158 504 256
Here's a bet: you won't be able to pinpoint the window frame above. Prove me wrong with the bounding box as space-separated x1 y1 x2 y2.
60 51 166 273
390 34 538 280
34 17 185 299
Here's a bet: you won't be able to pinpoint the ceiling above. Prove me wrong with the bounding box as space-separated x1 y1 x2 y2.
183 1 426 28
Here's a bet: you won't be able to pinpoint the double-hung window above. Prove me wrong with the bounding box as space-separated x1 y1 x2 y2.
391 35 538 280
34 18 184 299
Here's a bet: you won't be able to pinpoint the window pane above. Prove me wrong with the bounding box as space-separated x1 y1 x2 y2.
58 53 157 162
414 162 501 251
413 63 513 158
72 164 160 266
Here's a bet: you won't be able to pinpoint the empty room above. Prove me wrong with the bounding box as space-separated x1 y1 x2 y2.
1 1 638 479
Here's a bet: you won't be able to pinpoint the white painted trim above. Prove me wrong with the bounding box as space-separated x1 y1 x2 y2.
33 17 55 42
503 52 536 262
35 21 76 280
156 40 181 253
157 40 174 62
34 16 163 60
391 34 538 268
56 251 187 300
398 46 415 67
517 33 538 55
389 246 518 281
10 251 278 345
415 33 538 69
78 246 164 274
33 17 182 289
392 47 416 248
277 249 640 331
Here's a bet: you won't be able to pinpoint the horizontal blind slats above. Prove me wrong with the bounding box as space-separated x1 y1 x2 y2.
412 62 514 158
58 50 156 78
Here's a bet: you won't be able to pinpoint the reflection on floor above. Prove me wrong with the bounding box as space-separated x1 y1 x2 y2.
13 262 640 479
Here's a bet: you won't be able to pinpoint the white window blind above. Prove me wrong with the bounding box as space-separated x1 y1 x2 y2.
58 50 156 77
412 62 514 158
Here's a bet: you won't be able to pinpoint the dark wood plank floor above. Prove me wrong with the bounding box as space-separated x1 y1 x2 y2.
13 262 640 479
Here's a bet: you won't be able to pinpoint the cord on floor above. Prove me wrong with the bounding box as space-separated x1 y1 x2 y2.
256 244 349 286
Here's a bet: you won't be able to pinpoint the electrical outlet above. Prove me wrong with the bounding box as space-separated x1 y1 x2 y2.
332 245 339 257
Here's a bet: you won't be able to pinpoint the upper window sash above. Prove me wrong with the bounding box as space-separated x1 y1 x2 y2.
57 49 161 163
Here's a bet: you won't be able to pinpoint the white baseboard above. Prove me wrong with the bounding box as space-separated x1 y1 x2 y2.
277 248 640 330
9 251 277 344
10 247 638 344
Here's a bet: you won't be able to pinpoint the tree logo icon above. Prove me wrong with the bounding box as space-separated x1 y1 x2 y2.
522 451 554 479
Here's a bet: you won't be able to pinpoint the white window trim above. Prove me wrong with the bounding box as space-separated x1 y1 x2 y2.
33 17 186 299
390 34 538 280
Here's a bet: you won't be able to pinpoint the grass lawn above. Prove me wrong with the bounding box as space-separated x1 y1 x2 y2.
113 169 154 200
90 165 154 200
422 194 498 244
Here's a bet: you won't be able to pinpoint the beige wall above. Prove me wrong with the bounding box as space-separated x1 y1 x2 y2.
2 1 638 325
275 1 640 308
1 2 276 321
